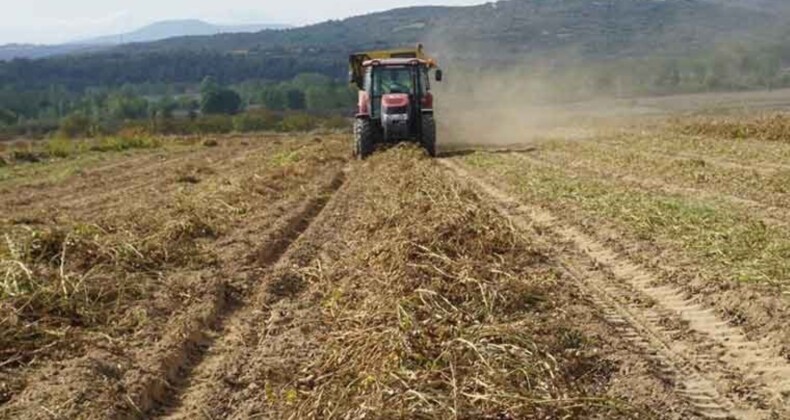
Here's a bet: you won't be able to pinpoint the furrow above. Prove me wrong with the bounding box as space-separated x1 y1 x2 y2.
154 167 349 419
110 168 348 418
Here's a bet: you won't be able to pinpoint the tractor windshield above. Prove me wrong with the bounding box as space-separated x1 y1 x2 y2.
374 67 414 95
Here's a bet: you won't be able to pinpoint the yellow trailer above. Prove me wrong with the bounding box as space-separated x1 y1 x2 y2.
348 44 437 89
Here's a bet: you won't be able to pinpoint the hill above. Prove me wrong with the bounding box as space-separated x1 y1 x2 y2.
116 0 784 59
1 0 789 91
75 19 292 46
0 19 290 61
0 43 102 61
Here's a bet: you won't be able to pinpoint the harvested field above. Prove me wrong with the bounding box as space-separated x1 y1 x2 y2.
451 113 790 418
2 111 790 419
155 146 683 419
0 133 348 417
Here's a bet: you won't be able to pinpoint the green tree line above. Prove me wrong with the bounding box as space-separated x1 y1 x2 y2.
0 73 355 138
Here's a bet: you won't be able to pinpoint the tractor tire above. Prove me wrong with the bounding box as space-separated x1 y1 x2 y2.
354 118 375 159
421 114 437 157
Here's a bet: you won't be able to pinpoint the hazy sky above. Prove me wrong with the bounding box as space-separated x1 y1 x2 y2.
0 0 484 45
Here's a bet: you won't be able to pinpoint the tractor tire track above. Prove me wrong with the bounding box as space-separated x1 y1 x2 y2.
109 168 348 419
156 165 357 419
441 159 790 420
157 167 351 419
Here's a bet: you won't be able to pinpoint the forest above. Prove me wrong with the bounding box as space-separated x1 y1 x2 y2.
2 0 790 138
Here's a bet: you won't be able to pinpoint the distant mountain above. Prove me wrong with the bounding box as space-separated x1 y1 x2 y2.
75 19 292 46
0 19 291 61
2 0 790 90
114 0 784 60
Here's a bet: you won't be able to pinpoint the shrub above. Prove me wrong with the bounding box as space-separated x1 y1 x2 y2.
194 115 233 134
152 118 195 136
46 137 75 158
278 113 318 132
0 108 17 126
7 119 59 139
202 89 243 115
201 77 243 115
322 115 350 130
58 113 94 139
232 110 280 132
118 122 152 138
269 150 301 167
91 136 161 152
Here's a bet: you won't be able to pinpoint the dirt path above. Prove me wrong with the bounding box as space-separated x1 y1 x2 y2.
442 159 790 419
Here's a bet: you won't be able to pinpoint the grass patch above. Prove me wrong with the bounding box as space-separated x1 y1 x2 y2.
535 137 790 209
463 153 790 285
0 135 163 169
0 136 187 188
278 114 318 132
675 113 790 143
90 135 162 152
269 150 301 167
0 153 113 187
45 138 77 158
547 129 790 170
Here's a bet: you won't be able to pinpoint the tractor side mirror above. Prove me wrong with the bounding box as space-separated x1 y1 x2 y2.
435 69 443 82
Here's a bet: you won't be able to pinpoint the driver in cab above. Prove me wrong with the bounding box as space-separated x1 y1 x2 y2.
379 71 412 95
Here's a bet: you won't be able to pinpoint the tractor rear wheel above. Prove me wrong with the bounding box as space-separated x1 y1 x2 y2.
354 118 375 159
421 114 437 157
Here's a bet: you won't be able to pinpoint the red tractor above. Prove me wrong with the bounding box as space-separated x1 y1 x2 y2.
349 45 443 159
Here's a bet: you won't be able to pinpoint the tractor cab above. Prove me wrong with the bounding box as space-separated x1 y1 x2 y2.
364 59 435 142
349 46 443 158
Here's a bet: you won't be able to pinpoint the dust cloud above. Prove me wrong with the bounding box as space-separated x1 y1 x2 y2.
432 65 790 151
432 65 656 150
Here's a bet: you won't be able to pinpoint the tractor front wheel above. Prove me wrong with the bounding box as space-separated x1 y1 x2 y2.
421 114 437 157
354 118 375 159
